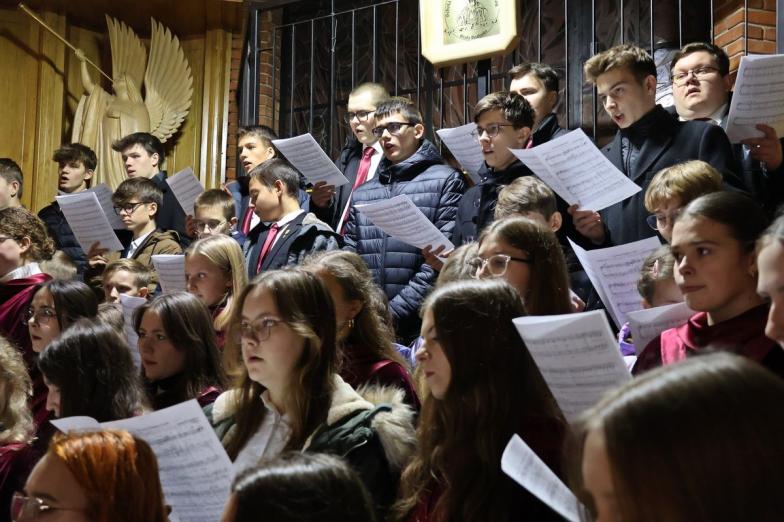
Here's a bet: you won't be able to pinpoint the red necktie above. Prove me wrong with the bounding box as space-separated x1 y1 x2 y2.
241 207 255 235
255 223 280 273
340 146 375 234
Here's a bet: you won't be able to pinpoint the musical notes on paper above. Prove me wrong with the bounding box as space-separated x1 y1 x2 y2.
151 255 186 294
166 167 204 215
355 195 454 252
55 191 124 252
87 183 125 229
725 54 784 143
509 129 641 210
626 301 693 355
272 134 350 187
569 236 662 329
52 400 233 522
436 123 484 183
513 311 631 422
502 434 583 522
119 294 147 369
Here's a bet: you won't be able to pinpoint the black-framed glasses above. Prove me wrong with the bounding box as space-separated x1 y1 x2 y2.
113 201 147 216
24 306 57 325
194 219 227 232
11 493 84 521
235 317 287 343
344 110 374 123
468 254 533 278
671 66 720 86
470 123 514 139
372 122 414 138
645 209 681 231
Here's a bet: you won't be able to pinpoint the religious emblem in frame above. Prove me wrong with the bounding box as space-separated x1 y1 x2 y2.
420 0 520 67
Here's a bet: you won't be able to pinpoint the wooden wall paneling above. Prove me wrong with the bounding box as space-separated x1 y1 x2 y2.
199 28 232 189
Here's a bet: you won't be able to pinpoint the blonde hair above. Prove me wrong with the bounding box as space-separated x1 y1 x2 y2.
185 235 248 331
0 337 33 444
644 160 723 212
494 176 557 220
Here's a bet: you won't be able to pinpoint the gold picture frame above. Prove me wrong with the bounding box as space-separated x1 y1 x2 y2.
420 0 520 67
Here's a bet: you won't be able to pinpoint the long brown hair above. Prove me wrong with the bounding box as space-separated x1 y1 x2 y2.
50 430 167 522
301 250 406 368
0 336 33 444
395 279 565 522
568 352 784 522
223 269 337 459
478 216 572 315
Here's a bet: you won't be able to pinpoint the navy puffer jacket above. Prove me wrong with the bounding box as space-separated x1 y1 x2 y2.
344 139 466 342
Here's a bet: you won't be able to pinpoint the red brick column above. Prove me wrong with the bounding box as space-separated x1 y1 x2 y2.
714 0 777 83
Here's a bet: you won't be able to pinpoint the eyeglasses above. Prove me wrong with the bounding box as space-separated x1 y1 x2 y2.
470 123 514 139
468 254 533 278
11 493 84 521
194 219 227 232
372 122 415 138
646 209 682 231
235 317 286 343
24 306 57 325
671 66 720 86
113 201 147 216
344 110 374 123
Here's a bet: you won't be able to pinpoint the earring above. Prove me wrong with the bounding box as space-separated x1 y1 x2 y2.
347 318 355 330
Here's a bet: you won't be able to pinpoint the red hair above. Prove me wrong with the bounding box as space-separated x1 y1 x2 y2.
50 430 167 522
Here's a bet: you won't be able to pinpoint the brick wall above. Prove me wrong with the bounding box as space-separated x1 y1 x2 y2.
714 0 777 83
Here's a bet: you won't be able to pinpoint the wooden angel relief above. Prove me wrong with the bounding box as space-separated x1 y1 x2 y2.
71 16 193 189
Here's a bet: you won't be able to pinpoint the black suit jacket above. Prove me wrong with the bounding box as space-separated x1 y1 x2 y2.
150 170 189 246
598 106 742 246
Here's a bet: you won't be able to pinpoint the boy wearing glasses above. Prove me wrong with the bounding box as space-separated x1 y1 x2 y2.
344 97 466 343
669 42 784 215
85 178 181 292
38 144 96 275
185 189 243 245
310 82 389 231
571 44 739 248
452 91 535 246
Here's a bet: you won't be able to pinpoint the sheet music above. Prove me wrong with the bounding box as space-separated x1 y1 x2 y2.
166 167 204 215
355 195 454 252
725 54 784 143
55 191 124 252
272 134 350 187
513 311 631 422
53 400 233 522
568 236 661 329
151 255 186 294
86 183 125 229
436 123 484 183
119 294 147 369
509 129 641 210
502 434 583 522
626 301 693 355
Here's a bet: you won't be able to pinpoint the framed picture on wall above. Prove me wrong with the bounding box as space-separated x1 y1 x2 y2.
420 0 520 67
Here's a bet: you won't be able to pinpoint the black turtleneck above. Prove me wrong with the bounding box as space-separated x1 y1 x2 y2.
619 105 669 175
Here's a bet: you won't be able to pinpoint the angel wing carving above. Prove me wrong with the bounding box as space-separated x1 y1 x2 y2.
71 16 194 188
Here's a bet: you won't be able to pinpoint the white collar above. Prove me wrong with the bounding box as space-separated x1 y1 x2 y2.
678 102 728 126
274 209 305 229
1 262 42 283
130 229 155 250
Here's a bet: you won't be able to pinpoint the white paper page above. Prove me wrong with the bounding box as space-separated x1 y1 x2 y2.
513 311 631 422
436 123 484 183
509 129 641 211
272 134 350 187
166 167 204 215
725 54 784 143
55 191 124 252
568 236 661 329
51 416 102 432
119 294 148 369
626 301 694 356
356 195 454 252
151 255 186 294
87 183 125 229
502 434 583 522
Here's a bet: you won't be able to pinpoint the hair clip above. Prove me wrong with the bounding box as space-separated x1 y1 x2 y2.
651 259 661 277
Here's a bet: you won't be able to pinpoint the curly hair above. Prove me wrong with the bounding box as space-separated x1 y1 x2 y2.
0 207 55 263
0 337 33 444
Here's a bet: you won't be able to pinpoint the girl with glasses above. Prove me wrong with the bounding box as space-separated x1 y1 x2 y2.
204 269 415 519
185 235 248 350
396 279 566 522
134 292 226 411
15 430 167 522
473 216 572 315
572 352 784 522
635 191 784 377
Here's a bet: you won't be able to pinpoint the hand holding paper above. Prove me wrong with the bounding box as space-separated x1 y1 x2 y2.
725 54 784 143
272 134 350 187
356 195 454 252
